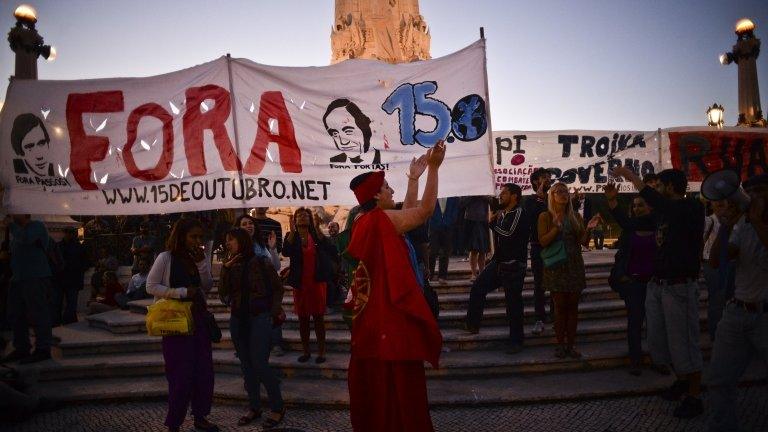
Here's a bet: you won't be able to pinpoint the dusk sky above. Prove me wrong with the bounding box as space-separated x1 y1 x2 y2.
0 0 766 131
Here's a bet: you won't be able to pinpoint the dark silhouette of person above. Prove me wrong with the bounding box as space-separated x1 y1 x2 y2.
323 98 381 164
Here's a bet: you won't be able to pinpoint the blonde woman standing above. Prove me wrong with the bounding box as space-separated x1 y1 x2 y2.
537 183 599 359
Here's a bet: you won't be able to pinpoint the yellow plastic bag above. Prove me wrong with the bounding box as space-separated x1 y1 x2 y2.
145 299 194 336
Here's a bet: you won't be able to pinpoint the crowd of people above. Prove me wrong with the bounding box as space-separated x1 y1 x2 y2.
1 145 766 431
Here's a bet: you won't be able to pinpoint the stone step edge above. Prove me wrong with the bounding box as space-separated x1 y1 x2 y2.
37 363 765 408
30 338 716 381
99 298 633 328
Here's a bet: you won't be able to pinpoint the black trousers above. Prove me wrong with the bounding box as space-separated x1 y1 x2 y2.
466 261 526 345
530 245 550 322
621 280 647 364
429 227 453 279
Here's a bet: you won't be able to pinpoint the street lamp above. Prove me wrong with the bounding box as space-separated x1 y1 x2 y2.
719 18 765 127
7 4 56 79
707 103 725 128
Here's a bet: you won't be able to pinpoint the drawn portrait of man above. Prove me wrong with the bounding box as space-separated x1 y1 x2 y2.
323 98 381 164
11 113 54 177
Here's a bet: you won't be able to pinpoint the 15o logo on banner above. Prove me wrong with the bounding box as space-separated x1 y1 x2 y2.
382 81 488 148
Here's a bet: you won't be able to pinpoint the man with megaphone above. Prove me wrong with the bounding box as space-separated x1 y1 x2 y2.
704 174 768 432
610 166 706 419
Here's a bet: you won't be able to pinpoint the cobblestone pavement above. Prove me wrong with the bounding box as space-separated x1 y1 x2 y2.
4 385 767 432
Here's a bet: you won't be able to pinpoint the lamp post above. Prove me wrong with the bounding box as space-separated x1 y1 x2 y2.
719 18 765 127
7 4 55 80
706 103 725 128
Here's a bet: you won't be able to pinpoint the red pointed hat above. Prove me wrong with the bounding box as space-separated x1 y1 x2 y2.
352 171 385 204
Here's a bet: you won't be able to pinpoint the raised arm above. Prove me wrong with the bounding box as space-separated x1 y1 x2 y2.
610 166 671 215
403 155 428 209
386 140 445 234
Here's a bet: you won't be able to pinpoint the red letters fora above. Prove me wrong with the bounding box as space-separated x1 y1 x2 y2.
65 87 303 190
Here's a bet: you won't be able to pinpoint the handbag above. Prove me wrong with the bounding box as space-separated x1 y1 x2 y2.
541 215 568 268
146 299 194 336
541 240 567 268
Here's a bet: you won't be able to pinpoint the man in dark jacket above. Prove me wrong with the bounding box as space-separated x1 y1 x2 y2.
523 168 553 335
465 183 531 354
611 166 705 419
429 197 460 284
57 228 88 324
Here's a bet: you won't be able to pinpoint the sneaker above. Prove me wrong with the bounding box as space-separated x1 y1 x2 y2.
532 321 544 335
271 346 285 357
628 360 642 376
661 379 689 402
673 396 703 419
1 349 30 363
19 350 51 364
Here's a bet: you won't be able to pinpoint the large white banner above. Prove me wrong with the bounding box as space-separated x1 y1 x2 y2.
0 40 493 215
493 130 660 193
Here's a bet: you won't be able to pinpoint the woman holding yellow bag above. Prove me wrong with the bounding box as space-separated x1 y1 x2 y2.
146 218 218 432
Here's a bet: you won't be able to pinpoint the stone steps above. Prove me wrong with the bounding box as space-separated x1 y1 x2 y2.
27 337 715 383
139 284 621 316
40 253 741 408
34 361 766 408
60 311 712 357
98 294 710 334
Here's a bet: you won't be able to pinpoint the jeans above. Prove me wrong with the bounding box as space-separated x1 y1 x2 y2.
230 313 284 413
703 262 727 341
621 280 647 364
466 261 526 345
429 227 453 279
645 280 703 374
530 245 549 322
7 278 53 353
271 324 284 350
706 303 768 432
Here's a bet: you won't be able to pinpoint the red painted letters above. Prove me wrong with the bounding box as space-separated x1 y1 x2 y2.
244 91 302 174
182 85 242 176
66 91 124 190
123 103 174 181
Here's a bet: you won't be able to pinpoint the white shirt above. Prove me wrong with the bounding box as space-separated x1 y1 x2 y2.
146 251 213 300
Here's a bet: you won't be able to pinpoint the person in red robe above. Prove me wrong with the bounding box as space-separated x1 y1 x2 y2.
345 140 446 432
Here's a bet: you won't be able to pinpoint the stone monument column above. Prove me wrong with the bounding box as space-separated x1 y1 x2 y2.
331 0 430 64
721 19 765 127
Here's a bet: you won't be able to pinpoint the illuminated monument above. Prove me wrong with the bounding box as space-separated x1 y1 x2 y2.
331 0 431 64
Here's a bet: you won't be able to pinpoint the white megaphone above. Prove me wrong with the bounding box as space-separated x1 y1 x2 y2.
701 169 751 211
